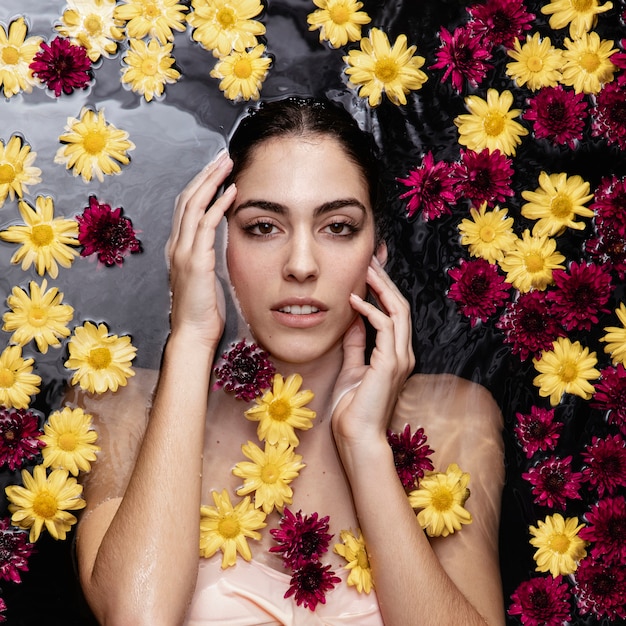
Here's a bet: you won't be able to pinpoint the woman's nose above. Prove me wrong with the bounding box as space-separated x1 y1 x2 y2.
283 232 319 282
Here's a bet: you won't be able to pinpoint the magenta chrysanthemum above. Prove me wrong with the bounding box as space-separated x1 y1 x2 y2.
592 364 626 435
0 408 44 471
29 37 92 97
514 406 563 459
213 340 276 401
0 517 34 584
467 0 534 49
591 82 626 149
284 561 341 611
586 227 626 279
522 455 583 510
508 575 572 626
582 433 626 497
397 152 457 220
523 86 588 149
591 175 626 237
76 196 142 267
579 496 626 565
574 557 626 620
448 258 511 327
386 424 434 490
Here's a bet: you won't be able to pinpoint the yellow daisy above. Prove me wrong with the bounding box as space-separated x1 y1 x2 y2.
600 302 626 366
529 513 587 577
0 135 42 208
0 17 42 98
561 32 617 94
521 171 594 237
541 0 613 39
0 196 79 279
307 0 371 49
64 321 137 394
55 107 135 183
39 407 99 476
506 32 563 91
498 229 565 293
245 373 316 446
199 489 266 568
56 0 125 62
454 89 529 156
408 463 472 538
210 44 272 102
0 345 41 409
334 528 373 593
458 203 517 264
121 38 181 102
114 0 188 44
5 464 85 543
343 28 428 107
533 337 599 406
233 440 305 514
188 0 265 57
3 280 74 354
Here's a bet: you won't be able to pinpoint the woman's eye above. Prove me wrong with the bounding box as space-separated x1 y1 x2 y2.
247 221 276 236
325 222 354 235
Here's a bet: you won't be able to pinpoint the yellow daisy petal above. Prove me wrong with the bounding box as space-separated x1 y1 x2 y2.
541 0 613 39
114 0 188 44
0 135 42 207
506 32 563 91
209 43 271 101
600 302 626 366
0 345 41 409
334 528 374 593
561 31 617 94
0 17 42 98
307 0 371 49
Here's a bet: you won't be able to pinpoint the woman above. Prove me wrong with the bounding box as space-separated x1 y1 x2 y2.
72 97 505 625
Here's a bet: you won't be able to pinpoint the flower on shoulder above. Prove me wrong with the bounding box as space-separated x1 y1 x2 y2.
592 82 626 149
408 463 472 538
592 365 626 435
64 321 137 394
210 44 272 102
199 489 266 568
529 513 586 577
573 556 626 620
458 203 516 264
0 346 41 410
245 373 315 446
386 424 434 490
334 528 373 593
5 464 85 543
307 0 371 49
561 32 617 94
506 32 562 91
114 0 188 44
522 455 583 510
600 302 626 366
579 496 626 565
466 0 534 49
582 434 626 497
514 406 562 459
0 517 35 584
508 574 572 626
0 408 44 471
284 561 341 611
0 17 42 98
0 135 41 208
541 0 613 39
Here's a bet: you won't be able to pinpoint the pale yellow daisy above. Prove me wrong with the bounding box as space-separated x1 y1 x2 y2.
0 345 41 409
529 513 586 577
64 321 137 394
533 337 599 406
210 44 272 101
3 280 74 354
121 38 181 102
541 0 613 39
199 489 266 568
334 528 373 593
458 203 517 264
55 107 135 183
0 17 42 98
506 32 563 91
114 0 188 44
307 0 371 49
188 0 265 57
0 135 41 208
343 27 428 106
5 464 85 543
39 407 99 476
600 302 626 366
454 89 529 156
521 171 594 237
561 32 617 94
0 196 80 279
498 229 565 293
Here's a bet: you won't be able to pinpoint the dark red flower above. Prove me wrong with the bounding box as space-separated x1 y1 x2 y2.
29 37 92 97
508 575 572 626
0 408 44 471
592 365 626 436
514 406 562 459
591 82 626 149
580 496 626 565
582 434 626 497
284 561 341 611
213 340 275 401
467 0 534 49
590 175 626 237
386 424 434 490
586 226 626 280
522 455 583 510
574 557 626 620
76 196 142 266
0 518 34 584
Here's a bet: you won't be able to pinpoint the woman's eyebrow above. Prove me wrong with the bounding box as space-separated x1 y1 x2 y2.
231 198 367 217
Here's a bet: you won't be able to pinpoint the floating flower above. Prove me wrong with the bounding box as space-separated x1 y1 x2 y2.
334 528 372 594
586 226 626 280
573 556 626 620
467 0 534 49
506 32 562 91
561 32 617 94
244 373 315 446
386 424 434 490
533 337 599 407
0 518 35 584
3 280 74 354
591 81 626 149
76 196 142 267
209 44 272 102
408 463 472 537
39 407 99 477
590 174 626 234
306 0 371 49
285 561 341 610
0 346 40 410
508 575 572 626
188 0 265 57
114 0 188 44
121 38 180 102
64 321 137 394
514 406 563 459
233 440 305 514
454 89 529 156
29 37 92 97
522 455 583 510
343 27 428 107
0 17 42 98
199 489 266 568
579 495 626 564
0 196 79 279
0 408 44 471
541 0 613 39
592 364 626 435
458 203 517 264
582 434 626 497
600 301 626 366
0 135 41 209
55 107 135 183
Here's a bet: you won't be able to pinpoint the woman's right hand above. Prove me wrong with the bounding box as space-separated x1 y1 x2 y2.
166 152 236 349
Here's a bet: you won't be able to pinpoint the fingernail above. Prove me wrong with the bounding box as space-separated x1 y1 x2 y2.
207 149 228 168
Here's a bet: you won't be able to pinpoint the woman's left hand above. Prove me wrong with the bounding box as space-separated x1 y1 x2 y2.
331 256 415 445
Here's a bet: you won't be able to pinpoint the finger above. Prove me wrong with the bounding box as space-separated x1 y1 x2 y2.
341 314 367 372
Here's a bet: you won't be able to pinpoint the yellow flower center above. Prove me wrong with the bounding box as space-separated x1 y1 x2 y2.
144 2 159 18
233 58 253 79
268 398 291 422
0 368 16 388
4 429 15 441
430 486 453 512
218 514 240 538
479 225 496 242
31 224 54 247
374 57 399 83
356 547 369 569
1 46 19 65
524 252 545 273
141 57 159 76
33 491 58 519
551 194 573 218
261 463 280 483
329 4 350 25
88 347 112 370
559 360 578 383
526 55 543 73
82 131 106 155
217 7 236 29
0 163 16 184
580 52 600 73
28 306 48 327
84 14 103 36
58 432 78 451
549 533 571 554
483 112 505 136
572 0 593 10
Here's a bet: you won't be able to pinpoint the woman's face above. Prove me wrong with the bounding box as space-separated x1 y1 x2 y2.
226 134 380 364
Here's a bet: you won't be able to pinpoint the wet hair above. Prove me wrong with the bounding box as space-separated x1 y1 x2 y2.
226 96 388 242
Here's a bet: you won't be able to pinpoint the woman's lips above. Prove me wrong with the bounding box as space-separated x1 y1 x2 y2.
271 300 327 328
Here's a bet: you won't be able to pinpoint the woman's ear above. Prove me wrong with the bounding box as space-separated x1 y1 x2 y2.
375 241 388 267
